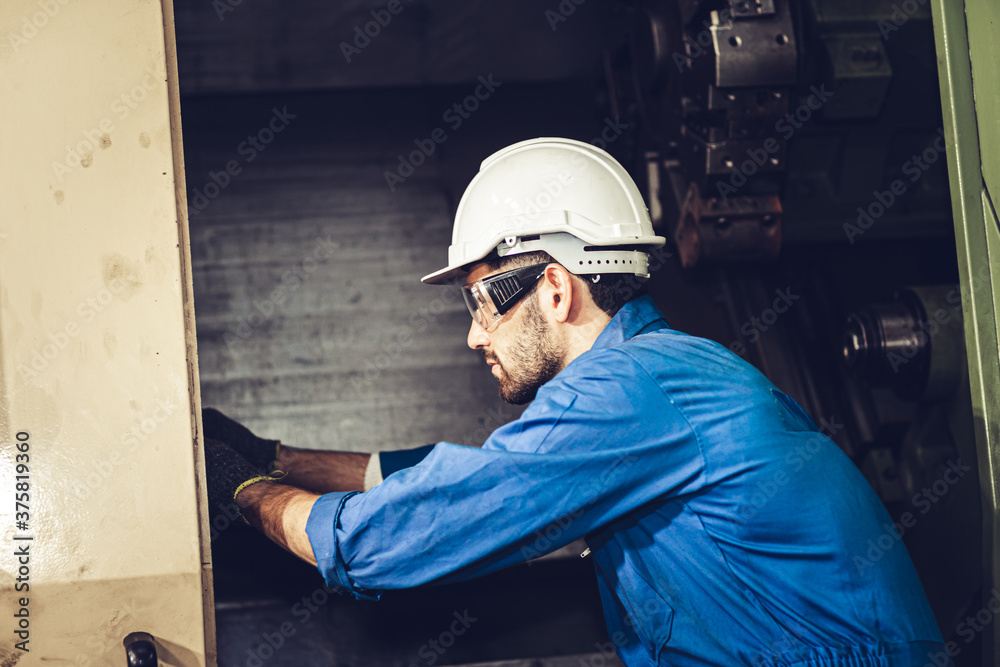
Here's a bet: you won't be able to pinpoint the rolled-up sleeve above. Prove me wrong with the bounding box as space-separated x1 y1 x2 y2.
305 349 706 600
305 490 377 598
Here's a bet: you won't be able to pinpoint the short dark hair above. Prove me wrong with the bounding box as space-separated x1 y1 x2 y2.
481 250 647 317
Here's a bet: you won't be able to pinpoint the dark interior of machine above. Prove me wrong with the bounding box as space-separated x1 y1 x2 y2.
175 1 981 664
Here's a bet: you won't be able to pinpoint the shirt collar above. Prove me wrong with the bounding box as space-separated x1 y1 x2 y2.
591 295 671 351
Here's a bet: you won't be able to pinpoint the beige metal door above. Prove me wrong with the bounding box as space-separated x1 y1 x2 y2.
0 0 214 664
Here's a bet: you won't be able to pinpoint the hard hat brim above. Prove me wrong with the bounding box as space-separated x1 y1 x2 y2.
421 263 469 285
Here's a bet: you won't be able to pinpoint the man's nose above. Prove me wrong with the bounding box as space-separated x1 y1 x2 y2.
467 318 490 350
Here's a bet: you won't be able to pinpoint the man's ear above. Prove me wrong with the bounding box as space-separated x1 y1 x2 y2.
540 264 574 323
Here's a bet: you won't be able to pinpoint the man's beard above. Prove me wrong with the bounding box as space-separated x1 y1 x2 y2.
488 293 565 405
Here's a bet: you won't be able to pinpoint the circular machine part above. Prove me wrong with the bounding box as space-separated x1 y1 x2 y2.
842 285 965 403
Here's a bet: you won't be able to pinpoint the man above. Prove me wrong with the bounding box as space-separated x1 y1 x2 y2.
205 138 947 666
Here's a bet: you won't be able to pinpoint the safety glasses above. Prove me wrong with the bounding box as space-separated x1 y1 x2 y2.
462 263 550 332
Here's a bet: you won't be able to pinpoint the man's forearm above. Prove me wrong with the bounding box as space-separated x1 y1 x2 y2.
276 446 370 493
237 481 321 565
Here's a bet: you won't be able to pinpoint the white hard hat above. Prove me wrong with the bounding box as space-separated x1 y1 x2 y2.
421 137 667 284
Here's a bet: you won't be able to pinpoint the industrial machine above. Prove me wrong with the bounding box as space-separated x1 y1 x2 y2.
600 0 1000 663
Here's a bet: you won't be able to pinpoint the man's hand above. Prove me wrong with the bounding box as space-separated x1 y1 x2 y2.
203 436 321 565
202 408 282 474
203 437 276 524
202 406 374 493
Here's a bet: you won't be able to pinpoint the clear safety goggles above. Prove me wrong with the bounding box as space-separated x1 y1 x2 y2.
461 263 550 332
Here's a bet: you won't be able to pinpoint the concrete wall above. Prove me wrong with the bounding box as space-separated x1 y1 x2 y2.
173 0 613 94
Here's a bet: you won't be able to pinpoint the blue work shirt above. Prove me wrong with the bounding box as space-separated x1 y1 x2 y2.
307 295 946 666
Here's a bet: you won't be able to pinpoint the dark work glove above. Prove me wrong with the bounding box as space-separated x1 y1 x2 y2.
202 407 282 474
203 437 279 527
379 443 437 478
